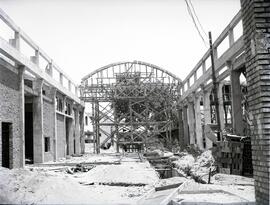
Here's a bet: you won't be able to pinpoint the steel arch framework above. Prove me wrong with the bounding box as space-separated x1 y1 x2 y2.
80 61 182 153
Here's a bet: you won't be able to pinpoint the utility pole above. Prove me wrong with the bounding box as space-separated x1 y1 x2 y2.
208 31 221 141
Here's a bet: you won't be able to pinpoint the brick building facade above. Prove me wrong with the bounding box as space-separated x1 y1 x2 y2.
240 0 270 204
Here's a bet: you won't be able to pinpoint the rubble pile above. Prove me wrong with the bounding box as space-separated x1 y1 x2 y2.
172 150 215 183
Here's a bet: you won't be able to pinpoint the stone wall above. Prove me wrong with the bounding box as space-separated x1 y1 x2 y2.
0 65 22 168
240 0 270 204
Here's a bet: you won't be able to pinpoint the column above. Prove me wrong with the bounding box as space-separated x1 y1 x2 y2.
230 69 244 135
68 102 75 155
33 78 44 163
45 61 53 77
218 82 225 139
79 106 85 154
178 105 185 150
63 96 67 156
203 90 212 149
74 105 80 154
19 66 25 168
194 95 203 149
30 50 39 66
187 100 195 145
9 31 20 50
183 105 189 146
49 88 57 161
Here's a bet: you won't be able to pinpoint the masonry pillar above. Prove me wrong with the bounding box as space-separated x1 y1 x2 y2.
68 102 75 155
194 95 203 149
33 78 44 163
187 100 196 145
45 62 53 77
218 82 225 136
63 96 67 157
240 0 270 203
230 68 244 135
178 105 185 150
49 88 57 161
183 105 189 147
19 66 25 167
30 50 39 66
203 90 212 149
74 105 80 154
9 31 20 50
79 107 85 154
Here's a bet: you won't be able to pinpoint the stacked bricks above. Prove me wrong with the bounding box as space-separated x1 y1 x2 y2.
240 0 270 204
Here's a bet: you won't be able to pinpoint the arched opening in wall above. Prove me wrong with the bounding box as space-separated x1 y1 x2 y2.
239 69 249 136
199 97 207 149
222 77 233 133
209 92 217 125
25 98 34 164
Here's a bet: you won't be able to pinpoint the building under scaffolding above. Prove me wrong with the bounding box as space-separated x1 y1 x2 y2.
80 61 182 153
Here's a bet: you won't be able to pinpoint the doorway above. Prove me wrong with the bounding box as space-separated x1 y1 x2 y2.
25 103 33 164
2 122 12 168
65 118 71 156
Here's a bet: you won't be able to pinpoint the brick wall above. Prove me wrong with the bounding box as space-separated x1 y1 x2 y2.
57 114 65 158
43 99 54 162
0 65 22 168
240 0 270 204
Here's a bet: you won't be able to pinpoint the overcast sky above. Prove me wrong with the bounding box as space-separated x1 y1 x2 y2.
0 0 241 84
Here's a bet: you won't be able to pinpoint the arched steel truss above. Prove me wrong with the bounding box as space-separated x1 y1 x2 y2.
80 61 182 153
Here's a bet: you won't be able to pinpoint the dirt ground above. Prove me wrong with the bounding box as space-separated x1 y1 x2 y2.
0 148 159 204
0 145 255 204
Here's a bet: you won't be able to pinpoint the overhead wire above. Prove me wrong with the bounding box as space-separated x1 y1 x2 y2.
188 0 208 39
184 0 208 47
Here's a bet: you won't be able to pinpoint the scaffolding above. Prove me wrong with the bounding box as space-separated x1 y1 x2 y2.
80 61 182 153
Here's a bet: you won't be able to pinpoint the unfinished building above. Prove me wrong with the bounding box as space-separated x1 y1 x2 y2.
0 8 85 168
0 0 269 203
80 61 181 153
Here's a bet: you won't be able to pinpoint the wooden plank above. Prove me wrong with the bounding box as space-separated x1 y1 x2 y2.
33 161 121 167
155 183 183 191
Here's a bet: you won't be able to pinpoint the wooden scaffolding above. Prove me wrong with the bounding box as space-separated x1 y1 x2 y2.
80 61 181 153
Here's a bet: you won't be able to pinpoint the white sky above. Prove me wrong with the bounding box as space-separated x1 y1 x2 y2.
0 0 241 84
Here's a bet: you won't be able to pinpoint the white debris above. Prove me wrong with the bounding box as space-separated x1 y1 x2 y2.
76 161 159 185
173 150 214 178
0 154 159 204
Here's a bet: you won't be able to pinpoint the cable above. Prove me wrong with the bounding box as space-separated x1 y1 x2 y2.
184 0 208 47
185 0 208 46
188 0 208 38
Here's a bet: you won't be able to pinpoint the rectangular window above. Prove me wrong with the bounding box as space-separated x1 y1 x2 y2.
65 103 71 115
44 137 50 152
85 116 88 125
56 97 63 112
